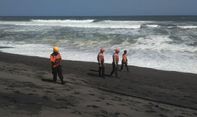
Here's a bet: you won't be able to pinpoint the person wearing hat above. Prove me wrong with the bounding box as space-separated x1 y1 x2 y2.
120 50 129 71
50 47 64 84
97 48 105 78
110 48 120 77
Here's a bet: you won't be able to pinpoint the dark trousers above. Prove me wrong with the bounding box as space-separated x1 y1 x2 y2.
98 63 105 77
110 62 118 77
120 61 129 71
52 65 64 83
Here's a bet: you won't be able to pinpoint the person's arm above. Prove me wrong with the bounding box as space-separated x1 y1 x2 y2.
50 55 55 63
50 55 55 67
55 54 62 63
59 54 62 61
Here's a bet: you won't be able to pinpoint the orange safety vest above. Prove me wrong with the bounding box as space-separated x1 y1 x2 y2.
50 53 62 68
113 53 119 64
122 53 127 62
97 52 104 64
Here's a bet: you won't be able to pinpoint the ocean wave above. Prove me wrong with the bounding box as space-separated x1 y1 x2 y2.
1 19 197 30
145 24 159 28
1 19 197 74
0 19 149 29
127 35 197 53
177 26 197 29
31 19 95 23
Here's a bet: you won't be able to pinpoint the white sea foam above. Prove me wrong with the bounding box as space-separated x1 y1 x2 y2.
145 24 159 28
1 42 197 74
129 35 197 53
31 19 94 23
178 26 197 29
0 20 147 29
1 19 197 30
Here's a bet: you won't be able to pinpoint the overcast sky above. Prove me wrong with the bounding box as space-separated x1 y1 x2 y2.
0 0 197 16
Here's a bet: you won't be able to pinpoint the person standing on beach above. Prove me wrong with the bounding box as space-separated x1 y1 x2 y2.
120 50 129 71
50 47 64 84
97 48 105 78
110 48 120 77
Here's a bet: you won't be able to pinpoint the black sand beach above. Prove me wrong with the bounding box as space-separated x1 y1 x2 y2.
0 51 197 117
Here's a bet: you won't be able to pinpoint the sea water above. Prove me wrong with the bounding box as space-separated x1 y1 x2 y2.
0 16 197 74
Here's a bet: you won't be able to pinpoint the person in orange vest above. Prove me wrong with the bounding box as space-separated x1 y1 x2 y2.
120 50 129 71
50 47 64 84
110 48 120 77
97 48 105 78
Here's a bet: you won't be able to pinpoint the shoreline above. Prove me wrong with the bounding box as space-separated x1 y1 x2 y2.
1 49 197 75
0 51 197 116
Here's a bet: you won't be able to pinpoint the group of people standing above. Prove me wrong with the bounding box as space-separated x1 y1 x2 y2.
49 47 129 85
97 48 129 78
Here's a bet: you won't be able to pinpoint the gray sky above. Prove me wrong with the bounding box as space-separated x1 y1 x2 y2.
0 0 197 16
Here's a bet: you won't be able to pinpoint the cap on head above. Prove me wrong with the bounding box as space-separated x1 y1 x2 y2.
53 47 59 53
115 48 120 53
100 48 105 52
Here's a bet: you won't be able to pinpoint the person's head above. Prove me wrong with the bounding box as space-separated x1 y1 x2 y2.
53 46 59 53
124 50 127 54
100 48 105 53
115 48 120 53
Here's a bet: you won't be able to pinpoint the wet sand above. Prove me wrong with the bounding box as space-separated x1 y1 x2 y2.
0 51 197 117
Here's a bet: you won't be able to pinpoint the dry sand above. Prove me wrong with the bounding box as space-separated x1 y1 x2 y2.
0 52 197 117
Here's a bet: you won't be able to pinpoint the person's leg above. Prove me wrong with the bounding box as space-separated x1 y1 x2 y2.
120 61 124 71
102 65 105 78
115 65 118 77
52 67 57 82
57 66 64 84
125 62 129 71
98 64 102 77
110 63 115 76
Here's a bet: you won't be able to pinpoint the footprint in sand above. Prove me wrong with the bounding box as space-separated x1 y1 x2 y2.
98 96 105 100
32 89 37 92
4 87 12 90
13 90 21 94
73 91 80 95
159 114 168 117
27 93 34 96
100 110 108 115
71 110 82 115
86 104 100 109
65 88 71 91
158 106 170 112
45 90 54 93
42 96 49 100
95 99 101 102
122 113 129 117
106 102 113 106
115 112 121 116
145 110 156 113
89 93 95 96
111 96 122 101
56 96 77 107
174 115 185 117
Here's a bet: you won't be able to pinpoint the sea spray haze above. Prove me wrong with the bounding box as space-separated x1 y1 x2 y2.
0 16 197 74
